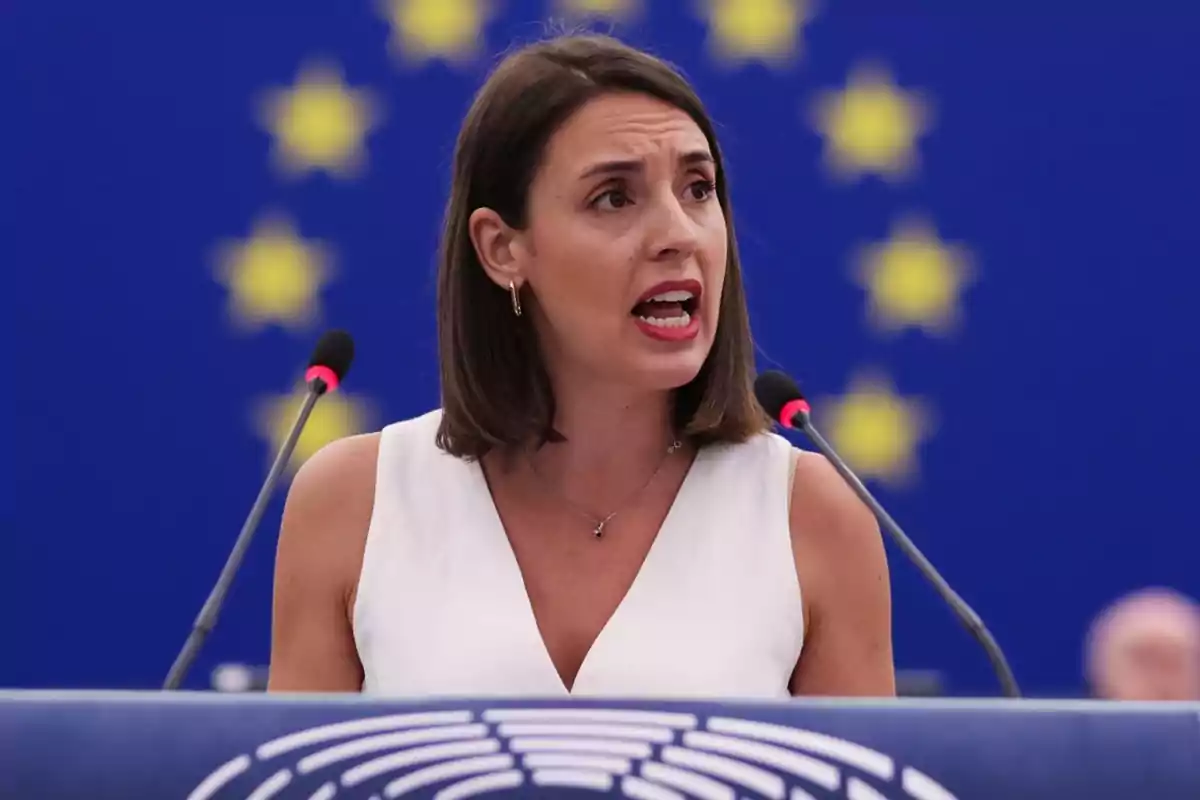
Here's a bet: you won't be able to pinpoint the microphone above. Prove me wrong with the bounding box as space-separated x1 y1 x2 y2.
162 330 356 690
754 369 1022 699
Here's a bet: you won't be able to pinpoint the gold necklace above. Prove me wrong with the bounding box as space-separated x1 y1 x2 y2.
527 439 683 538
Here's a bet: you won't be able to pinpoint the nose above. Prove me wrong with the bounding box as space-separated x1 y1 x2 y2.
645 193 699 263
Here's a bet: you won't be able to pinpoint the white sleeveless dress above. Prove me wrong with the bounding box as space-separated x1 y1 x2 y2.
352 410 804 699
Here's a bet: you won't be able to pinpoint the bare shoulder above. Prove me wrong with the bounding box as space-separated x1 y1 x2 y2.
268 432 381 692
277 432 381 597
787 448 881 556
282 432 381 529
787 447 895 695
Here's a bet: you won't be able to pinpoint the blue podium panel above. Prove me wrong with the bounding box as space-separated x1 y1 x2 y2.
2 692 1199 799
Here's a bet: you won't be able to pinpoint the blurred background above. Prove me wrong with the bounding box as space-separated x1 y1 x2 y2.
5 1 1200 698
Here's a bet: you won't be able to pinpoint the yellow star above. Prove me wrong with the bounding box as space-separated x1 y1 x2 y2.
380 0 492 66
817 371 933 488
809 61 933 182
213 213 334 332
255 388 376 476
853 216 976 336
699 0 811 67
553 0 641 21
258 60 381 179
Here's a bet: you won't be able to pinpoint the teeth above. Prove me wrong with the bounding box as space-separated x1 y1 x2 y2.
646 289 694 303
637 311 692 328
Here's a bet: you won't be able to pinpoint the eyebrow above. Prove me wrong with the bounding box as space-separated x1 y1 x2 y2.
578 150 715 180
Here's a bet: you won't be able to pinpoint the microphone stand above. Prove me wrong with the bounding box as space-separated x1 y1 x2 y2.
795 412 1022 699
162 379 328 691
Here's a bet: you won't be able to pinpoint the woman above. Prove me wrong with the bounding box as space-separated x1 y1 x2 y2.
268 34 894 698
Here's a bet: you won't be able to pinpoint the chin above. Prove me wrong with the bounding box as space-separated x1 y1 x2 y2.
630 347 710 391
608 315 716 391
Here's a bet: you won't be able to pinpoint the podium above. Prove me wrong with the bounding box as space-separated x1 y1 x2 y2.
3 690 1199 799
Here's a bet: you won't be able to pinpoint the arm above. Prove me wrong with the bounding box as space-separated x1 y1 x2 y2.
266 433 379 692
788 450 896 696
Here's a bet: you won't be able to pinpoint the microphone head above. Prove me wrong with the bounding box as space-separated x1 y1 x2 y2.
305 330 355 392
754 370 811 429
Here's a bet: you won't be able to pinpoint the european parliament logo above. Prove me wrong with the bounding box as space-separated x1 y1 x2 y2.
187 706 958 799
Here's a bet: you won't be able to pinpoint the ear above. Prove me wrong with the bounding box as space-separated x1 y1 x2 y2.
468 207 529 291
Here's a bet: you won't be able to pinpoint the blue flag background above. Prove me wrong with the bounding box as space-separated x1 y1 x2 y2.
6 2 1200 695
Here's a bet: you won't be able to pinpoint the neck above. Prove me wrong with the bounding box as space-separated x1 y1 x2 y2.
525 376 683 503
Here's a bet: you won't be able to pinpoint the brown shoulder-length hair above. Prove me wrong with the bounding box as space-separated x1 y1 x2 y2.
435 33 770 460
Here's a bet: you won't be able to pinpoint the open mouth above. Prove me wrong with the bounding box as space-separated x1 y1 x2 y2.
630 289 700 329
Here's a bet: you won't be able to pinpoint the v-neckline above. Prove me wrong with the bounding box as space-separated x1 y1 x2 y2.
470 446 707 695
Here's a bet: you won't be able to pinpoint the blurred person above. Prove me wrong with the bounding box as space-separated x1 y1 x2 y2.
1084 587 1200 701
267 34 894 698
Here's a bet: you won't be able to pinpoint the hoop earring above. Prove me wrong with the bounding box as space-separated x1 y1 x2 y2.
509 280 522 317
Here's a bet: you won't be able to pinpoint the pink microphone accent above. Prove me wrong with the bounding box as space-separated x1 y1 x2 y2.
305 365 340 392
779 398 811 428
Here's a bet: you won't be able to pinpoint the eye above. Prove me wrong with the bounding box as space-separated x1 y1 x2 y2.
591 188 632 211
687 179 717 202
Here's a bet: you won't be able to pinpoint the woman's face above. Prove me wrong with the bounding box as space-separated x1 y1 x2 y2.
515 91 728 393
